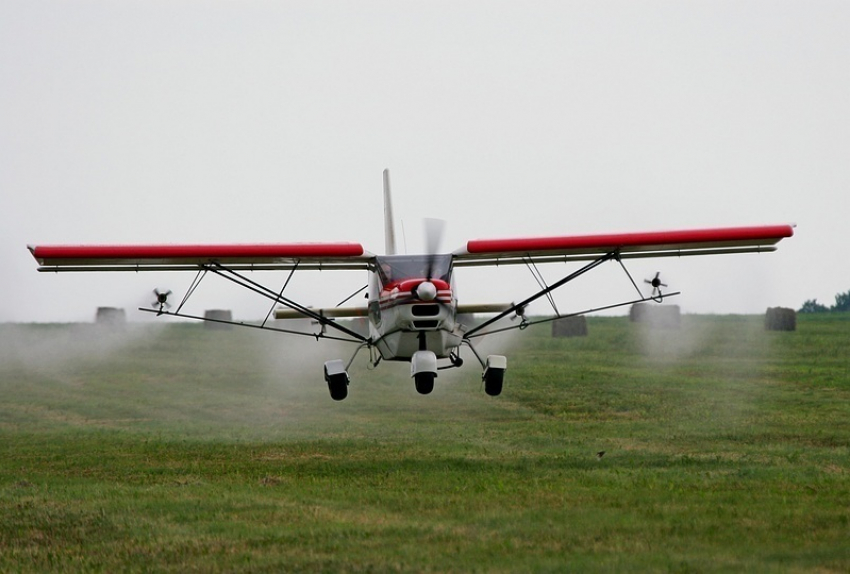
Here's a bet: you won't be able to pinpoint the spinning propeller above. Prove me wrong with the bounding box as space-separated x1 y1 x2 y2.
413 218 446 302
152 288 172 313
644 272 667 299
423 218 445 280
510 304 529 327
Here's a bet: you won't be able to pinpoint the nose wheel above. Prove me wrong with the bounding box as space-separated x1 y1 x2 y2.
411 350 438 395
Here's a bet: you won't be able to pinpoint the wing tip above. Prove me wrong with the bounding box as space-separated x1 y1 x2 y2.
27 244 41 263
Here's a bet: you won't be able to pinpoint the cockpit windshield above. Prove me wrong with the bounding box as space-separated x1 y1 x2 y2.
376 255 452 285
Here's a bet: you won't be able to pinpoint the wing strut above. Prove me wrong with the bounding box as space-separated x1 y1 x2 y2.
464 291 681 339
204 262 370 343
335 284 368 308
524 256 560 316
463 249 682 340
464 250 619 338
175 268 209 315
261 263 299 328
138 307 361 343
617 257 648 300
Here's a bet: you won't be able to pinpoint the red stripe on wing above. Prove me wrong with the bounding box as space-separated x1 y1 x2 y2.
465 225 794 255
31 243 365 263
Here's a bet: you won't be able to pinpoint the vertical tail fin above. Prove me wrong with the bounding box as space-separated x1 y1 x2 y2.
383 169 397 255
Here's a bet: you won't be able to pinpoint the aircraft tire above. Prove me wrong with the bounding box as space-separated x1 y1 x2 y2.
414 372 435 395
484 369 505 396
327 374 348 401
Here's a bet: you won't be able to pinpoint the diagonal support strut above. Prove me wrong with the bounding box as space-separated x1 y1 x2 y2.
204 262 369 343
464 250 619 338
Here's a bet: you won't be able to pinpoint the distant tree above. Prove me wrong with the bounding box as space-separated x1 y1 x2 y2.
832 290 850 312
799 299 828 313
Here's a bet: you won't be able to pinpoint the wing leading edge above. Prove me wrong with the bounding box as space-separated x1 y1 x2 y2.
452 225 794 267
30 225 794 271
29 243 374 272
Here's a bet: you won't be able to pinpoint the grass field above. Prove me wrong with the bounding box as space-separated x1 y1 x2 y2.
1 314 848 572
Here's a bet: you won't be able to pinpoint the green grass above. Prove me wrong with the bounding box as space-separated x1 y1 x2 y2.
1 315 848 572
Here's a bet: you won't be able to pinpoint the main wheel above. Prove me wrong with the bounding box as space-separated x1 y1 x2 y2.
414 372 435 395
483 368 504 396
327 373 348 401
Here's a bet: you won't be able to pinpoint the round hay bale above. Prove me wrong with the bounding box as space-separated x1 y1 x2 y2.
552 316 588 337
95 307 126 325
630 303 680 329
630 303 648 323
204 309 233 330
765 307 796 331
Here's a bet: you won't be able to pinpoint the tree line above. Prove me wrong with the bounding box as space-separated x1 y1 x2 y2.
799 290 850 313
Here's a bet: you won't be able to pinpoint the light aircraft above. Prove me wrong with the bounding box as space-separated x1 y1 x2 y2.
29 170 794 400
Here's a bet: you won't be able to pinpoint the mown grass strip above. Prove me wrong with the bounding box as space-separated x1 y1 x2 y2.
1 315 848 572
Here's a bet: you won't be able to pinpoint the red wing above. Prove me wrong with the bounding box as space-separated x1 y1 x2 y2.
453 225 794 266
29 243 374 271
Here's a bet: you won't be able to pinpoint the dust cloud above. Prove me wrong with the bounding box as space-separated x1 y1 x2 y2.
0 322 159 383
633 313 773 431
1 316 528 441
0 321 336 438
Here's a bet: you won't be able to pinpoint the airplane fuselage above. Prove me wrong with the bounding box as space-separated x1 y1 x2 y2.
367 254 463 362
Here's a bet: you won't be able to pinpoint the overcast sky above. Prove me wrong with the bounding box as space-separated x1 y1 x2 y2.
2 1 847 323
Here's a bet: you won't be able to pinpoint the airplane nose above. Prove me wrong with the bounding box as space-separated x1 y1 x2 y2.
415 281 438 301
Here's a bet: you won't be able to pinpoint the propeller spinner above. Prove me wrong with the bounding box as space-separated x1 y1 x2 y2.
413 280 438 301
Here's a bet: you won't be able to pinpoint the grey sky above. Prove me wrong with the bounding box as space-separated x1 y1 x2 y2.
2 1 847 322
